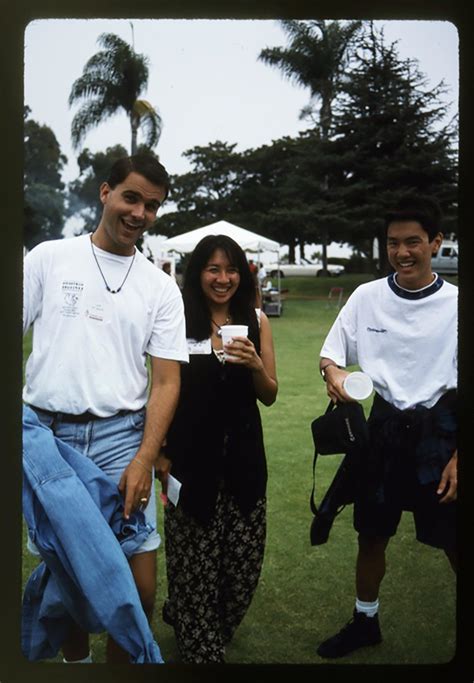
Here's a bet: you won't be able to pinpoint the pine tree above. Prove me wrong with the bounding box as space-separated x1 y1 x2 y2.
327 24 458 272
259 20 362 268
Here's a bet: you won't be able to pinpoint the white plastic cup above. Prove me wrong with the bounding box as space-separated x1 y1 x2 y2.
220 324 248 360
343 371 374 400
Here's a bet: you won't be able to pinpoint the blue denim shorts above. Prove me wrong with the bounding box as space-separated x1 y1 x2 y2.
27 407 160 554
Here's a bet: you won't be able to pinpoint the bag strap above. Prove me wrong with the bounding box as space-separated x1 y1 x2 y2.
310 400 335 515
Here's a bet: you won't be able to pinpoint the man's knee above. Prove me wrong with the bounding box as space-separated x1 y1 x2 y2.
357 534 390 556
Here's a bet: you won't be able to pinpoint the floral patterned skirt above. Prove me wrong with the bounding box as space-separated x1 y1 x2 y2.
163 489 266 663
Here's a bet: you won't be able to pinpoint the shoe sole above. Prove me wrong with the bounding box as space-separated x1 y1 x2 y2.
317 637 382 659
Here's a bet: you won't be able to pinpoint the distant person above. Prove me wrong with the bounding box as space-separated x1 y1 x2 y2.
22 154 188 663
160 234 278 663
248 258 260 306
257 262 267 287
262 278 273 292
316 195 457 658
256 262 268 308
161 261 172 276
248 259 258 275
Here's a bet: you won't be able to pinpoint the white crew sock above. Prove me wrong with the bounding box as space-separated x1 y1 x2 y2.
355 598 379 618
62 651 93 663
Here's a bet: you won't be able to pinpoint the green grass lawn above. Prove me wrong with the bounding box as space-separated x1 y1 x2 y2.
21 274 457 665
280 272 375 301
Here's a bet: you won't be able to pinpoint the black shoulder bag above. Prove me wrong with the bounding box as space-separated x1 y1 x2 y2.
310 400 369 545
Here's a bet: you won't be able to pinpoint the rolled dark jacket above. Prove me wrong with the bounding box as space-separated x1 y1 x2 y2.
368 390 457 501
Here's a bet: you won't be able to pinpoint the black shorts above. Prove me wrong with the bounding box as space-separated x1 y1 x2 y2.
353 465 456 551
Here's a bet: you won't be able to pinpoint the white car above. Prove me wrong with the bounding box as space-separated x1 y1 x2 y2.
431 240 458 275
266 257 345 278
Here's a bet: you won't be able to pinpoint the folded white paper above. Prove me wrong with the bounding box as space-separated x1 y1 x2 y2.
167 474 182 507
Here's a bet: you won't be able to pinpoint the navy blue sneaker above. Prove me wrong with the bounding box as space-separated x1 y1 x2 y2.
317 609 382 658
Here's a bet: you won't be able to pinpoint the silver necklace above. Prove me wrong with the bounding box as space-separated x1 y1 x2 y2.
211 316 231 337
89 233 136 294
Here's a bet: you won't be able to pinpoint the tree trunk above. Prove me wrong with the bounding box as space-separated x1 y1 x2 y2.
288 238 296 264
376 227 390 275
321 173 329 273
131 115 138 155
321 229 329 275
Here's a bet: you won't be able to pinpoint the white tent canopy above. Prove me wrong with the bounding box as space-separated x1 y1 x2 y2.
160 220 280 254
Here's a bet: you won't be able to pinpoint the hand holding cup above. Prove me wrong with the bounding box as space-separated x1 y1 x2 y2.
342 371 373 400
220 325 249 361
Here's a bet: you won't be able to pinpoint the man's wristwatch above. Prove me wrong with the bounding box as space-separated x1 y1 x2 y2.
320 363 338 381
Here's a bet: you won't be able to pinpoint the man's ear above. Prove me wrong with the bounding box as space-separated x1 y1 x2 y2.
99 182 110 206
431 232 443 255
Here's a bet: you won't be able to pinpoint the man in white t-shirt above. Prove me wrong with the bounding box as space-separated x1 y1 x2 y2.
316 195 457 659
23 154 188 663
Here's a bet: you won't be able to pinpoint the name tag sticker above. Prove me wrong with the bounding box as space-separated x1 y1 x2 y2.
84 302 108 323
187 338 212 354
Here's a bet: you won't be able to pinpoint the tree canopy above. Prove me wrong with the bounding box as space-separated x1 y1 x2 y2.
67 144 129 231
69 32 162 154
24 106 67 249
326 24 458 271
28 20 457 266
259 19 362 138
155 22 457 272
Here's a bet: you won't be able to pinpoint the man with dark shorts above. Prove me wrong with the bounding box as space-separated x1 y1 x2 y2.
316 195 457 658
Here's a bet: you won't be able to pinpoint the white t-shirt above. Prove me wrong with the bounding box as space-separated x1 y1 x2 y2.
23 234 189 416
320 274 457 410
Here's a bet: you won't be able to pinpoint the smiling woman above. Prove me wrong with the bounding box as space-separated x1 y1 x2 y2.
160 233 278 663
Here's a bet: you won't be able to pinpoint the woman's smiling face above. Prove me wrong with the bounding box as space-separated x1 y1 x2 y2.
200 248 241 306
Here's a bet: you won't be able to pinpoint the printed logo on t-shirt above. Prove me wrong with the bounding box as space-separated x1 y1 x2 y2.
61 280 84 318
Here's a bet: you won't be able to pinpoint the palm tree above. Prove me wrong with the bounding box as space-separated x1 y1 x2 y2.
259 20 361 138
259 20 362 267
68 32 162 154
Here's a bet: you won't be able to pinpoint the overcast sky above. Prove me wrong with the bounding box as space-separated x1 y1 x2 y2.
24 18 458 182
23 18 459 256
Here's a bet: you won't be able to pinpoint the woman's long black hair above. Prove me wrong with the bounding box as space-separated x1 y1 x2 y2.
182 234 259 344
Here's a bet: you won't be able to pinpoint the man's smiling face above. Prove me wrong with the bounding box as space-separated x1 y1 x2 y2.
386 220 443 290
95 172 166 255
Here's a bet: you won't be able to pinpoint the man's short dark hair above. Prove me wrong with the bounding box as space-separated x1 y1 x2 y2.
106 154 170 200
384 195 443 241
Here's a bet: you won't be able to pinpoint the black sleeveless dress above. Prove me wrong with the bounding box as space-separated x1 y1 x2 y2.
166 322 267 526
